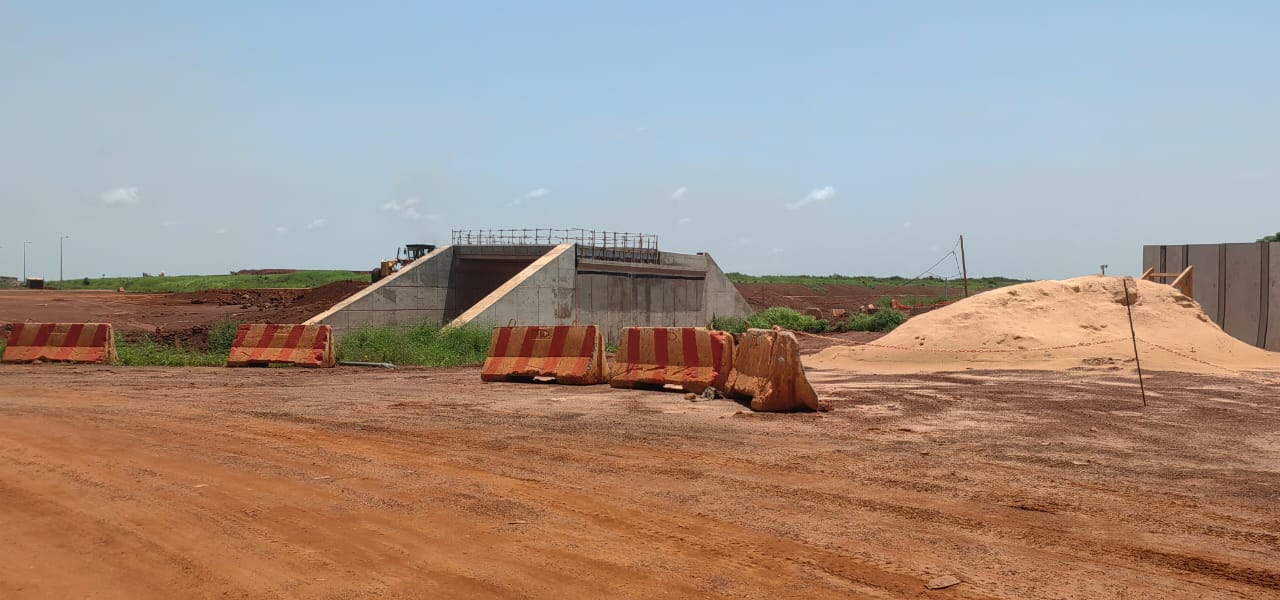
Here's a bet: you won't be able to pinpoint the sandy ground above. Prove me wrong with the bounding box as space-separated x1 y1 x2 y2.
2 365 1278 598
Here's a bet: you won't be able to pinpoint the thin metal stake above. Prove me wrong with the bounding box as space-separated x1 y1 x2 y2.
1122 278 1148 406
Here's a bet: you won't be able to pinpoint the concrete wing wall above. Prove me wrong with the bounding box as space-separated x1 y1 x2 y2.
448 244 577 327
703 254 753 321
307 246 455 333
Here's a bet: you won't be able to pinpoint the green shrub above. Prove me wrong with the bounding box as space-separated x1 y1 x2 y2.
840 308 907 332
746 307 829 333
710 315 749 335
711 308 836 334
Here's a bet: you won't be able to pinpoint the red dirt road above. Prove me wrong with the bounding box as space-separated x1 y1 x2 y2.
2 365 1278 598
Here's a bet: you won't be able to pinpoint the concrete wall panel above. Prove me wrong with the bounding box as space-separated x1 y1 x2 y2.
1268 243 1280 351
1185 244 1222 325
1221 243 1262 346
1165 245 1186 274
1142 245 1161 273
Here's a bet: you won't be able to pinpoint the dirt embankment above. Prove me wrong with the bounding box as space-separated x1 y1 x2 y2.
0 281 368 350
146 281 368 348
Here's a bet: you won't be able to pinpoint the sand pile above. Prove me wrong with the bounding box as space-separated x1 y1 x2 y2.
810 275 1280 374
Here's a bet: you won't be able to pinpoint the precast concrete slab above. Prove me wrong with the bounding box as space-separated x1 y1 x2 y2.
1222 243 1263 346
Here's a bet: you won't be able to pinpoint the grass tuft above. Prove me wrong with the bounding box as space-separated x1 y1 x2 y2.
114 335 225 367
207 320 241 355
336 324 491 367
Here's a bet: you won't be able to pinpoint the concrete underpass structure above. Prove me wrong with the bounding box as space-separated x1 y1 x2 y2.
308 229 752 344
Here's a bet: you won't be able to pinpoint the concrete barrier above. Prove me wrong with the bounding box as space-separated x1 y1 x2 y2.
226 324 336 368
609 327 734 393
2 322 117 364
726 328 828 412
481 325 607 385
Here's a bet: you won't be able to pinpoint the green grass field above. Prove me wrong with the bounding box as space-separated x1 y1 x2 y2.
51 270 366 293
725 273 1025 291
336 324 492 367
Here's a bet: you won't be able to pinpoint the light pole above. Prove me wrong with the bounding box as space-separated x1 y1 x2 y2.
60 235 70 282
23 241 32 283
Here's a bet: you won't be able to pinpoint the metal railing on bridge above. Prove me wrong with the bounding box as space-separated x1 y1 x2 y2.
451 228 660 264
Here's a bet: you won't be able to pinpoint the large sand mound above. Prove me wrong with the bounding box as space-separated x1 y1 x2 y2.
809 275 1280 375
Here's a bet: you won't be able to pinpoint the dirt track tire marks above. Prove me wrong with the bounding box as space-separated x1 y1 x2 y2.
2 366 1280 598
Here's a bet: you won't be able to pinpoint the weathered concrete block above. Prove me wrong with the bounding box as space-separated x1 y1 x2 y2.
726 329 828 412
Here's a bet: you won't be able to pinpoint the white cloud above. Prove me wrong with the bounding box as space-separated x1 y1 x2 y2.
785 186 836 210
306 218 328 230
672 187 688 200
275 226 288 234
677 217 691 225
382 197 418 211
384 197 426 219
215 228 228 234
101 186 140 206
509 188 550 207
733 237 752 246
903 221 913 229
771 247 785 255
634 126 649 134
161 220 179 227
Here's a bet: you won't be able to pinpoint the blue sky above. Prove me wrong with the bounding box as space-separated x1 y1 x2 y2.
2 2 1277 281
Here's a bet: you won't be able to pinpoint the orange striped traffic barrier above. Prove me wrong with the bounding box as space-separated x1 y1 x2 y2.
609 327 734 393
2 322 118 364
226 324 336 368
481 325 607 385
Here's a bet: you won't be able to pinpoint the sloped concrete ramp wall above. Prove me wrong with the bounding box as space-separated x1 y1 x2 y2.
449 244 578 327
307 246 456 332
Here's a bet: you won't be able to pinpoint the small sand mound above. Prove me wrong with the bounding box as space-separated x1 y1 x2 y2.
809 275 1280 374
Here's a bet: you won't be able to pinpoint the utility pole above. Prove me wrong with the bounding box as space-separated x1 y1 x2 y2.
23 241 32 283
959 235 969 297
60 235 71 282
